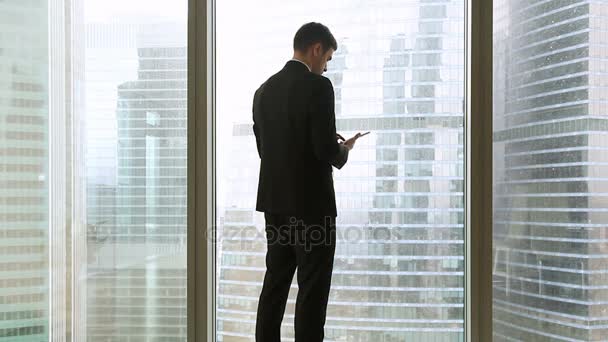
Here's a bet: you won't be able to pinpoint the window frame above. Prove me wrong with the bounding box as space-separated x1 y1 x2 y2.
187 0 495 341
465 0 493 341
187 0 216 340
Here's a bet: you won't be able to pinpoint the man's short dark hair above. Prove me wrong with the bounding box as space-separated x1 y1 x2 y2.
293 22 337 53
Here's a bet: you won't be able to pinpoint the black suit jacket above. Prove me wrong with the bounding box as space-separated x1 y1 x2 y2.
253 60 348 218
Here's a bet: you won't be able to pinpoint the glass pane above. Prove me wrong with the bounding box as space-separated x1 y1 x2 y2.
0 0 49 340
216 1 465 341
82 0 188 340
493 0 608 340
1 0 188 340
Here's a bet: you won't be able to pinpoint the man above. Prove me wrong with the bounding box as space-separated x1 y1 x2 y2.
253 22 368 342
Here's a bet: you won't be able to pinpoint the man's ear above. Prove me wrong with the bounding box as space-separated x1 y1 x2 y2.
313 43 322 57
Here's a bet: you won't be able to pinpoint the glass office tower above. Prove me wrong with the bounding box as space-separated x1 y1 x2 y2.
493 0 608 340
0 1 49 340
85 25 187 341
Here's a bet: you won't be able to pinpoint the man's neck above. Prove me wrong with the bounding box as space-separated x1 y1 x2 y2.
290 56 311 72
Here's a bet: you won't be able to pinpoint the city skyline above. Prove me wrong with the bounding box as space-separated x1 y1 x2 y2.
3 0 608 341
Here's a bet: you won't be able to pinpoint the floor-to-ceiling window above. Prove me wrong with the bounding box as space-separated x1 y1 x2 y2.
82 0 188 340
493 0 608 340
215 1 466 340
0 0 188 340
16 0 608 340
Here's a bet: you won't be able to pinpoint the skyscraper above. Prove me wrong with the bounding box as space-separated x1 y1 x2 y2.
493 0 608 340
85 25 187 341
0 0 49 340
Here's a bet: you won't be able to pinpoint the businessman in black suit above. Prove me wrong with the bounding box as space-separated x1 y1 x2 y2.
253 22 368 342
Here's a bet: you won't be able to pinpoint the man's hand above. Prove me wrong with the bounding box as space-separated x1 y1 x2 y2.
342 132 370 151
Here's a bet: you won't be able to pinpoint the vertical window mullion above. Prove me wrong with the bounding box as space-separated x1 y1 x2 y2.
188 0 215 340
465 0 493 341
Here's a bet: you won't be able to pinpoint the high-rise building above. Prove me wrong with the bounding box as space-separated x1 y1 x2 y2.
493 0 608 340
369 1 464 337
85 25 187 341
0 0 49 340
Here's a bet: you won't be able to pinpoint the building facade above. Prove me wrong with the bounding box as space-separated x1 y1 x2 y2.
0 1 49 340
85 26 188 341
493 0 608 340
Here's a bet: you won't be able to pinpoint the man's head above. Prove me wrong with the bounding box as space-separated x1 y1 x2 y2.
292 22 337 75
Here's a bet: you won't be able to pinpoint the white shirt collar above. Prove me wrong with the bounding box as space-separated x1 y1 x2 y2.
290 58 311 72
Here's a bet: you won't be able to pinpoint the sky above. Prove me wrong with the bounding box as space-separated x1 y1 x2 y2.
84 0 187 22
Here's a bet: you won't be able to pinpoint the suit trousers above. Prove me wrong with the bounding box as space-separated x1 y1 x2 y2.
255 212 336 342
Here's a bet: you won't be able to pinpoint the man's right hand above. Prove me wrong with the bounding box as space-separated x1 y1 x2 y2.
342 132 370 151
